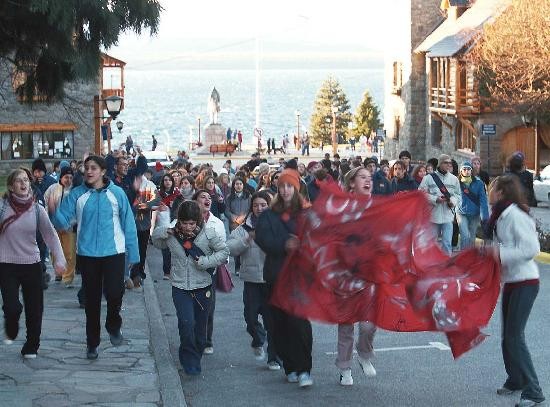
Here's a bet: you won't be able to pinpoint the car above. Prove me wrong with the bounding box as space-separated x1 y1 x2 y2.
534 164 550 203
141 150 173 169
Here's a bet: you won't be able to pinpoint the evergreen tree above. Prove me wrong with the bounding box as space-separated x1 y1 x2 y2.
352 90 381 141
0 0 162 102
309 76 352 147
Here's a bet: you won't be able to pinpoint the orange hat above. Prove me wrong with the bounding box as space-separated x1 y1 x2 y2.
277 169 301 191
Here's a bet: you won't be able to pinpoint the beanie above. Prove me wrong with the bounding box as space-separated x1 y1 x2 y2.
460 161 472 170
59 166 74 183
60 160 70 170
277 169 301 192
32 159 47 174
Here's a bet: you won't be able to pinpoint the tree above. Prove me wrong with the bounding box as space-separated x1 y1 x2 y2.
309 76 352 147
0 0 162 102
469 0 550 118
351 90 380 141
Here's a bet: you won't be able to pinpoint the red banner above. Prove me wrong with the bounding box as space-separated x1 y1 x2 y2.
270 185 501 358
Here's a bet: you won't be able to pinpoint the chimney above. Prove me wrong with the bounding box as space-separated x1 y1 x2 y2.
443 0 471 20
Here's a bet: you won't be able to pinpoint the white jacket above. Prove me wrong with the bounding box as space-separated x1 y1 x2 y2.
494 204 540 283
226 215 266 283
419 171 461 224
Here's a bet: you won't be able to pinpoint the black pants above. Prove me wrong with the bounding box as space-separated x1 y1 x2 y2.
161 248 171 275
206 271 216 347
130 230 150 280
270 305 312 375
502 284 545 402
0 262 43 351
78 254 125 348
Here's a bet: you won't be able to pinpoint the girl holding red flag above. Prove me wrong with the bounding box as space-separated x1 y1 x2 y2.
335 166 377 386
486 175 545 407
254 168 314 388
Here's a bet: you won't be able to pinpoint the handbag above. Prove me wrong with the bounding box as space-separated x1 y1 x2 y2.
216 263 234 293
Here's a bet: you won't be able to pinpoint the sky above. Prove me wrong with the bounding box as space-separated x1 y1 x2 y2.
111 0 407 69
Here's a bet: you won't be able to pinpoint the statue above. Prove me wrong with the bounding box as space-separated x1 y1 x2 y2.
207 87 221 124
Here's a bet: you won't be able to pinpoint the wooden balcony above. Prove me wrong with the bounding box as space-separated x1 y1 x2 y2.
430 87 480 116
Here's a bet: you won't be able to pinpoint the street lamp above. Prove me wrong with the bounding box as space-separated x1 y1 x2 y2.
104 95 123 119
197 117 201 144
331 105 338 155
94 95 124 155
295 110 301 140
116 121 123 132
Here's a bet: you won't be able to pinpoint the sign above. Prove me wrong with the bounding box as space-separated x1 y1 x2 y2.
254 127 263 139
481 124 496 136
101 125 110 141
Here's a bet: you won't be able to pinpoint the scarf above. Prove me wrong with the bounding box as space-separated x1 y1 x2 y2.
460 176 472 186
414 175 423 185
0 192 34 234
484 200 512 239
180 186 194 201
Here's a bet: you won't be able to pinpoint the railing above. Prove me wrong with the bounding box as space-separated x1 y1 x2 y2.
430 87 480 114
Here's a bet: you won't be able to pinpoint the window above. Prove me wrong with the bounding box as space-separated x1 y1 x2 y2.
0 131 74 160
394 117 401 140
392 62 403 94
456 120 476 151
431 119 442 147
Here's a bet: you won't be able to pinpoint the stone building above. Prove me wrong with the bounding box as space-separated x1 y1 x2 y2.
384 0 550 175
0 53 125 173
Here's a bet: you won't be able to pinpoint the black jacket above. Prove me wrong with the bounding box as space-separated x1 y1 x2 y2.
391 176 417 193
372 170 392 196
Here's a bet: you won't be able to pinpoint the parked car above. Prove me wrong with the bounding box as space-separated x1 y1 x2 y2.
534 164 550 203
141 150 173 169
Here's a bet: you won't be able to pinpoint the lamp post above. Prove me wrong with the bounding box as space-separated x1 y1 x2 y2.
295 110 301 141
331 105 338 155
197 117 201 144
94 95 124 154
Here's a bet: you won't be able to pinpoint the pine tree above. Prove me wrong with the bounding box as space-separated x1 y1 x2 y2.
309 76 353 147
0 0 162 102
351 90 381 141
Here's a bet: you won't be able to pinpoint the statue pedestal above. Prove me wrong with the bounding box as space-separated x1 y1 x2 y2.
195 123 227 154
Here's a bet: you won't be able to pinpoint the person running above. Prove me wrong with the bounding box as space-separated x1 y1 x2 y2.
227 191 281 371
486 175 545 407
53 155 139 360
336 166 377 386
193 189 227 355
44 166 77 287
152 200 228 375
254 169 314 388
457 161 488 249
0 169 66 358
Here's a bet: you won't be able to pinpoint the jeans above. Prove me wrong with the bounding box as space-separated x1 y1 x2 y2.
0 263 43 352
206 271 216 347
78 254 125 348
457 213 480 250
433 222 453 255
501 284 545 403
243 282 278 363
301 144 310 156
335 322 376 370
172 285 211 373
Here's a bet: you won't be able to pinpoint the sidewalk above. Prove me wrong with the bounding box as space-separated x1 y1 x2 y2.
0 265 184 407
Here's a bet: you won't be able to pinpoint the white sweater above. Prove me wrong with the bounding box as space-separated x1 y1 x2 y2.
494 204 540 283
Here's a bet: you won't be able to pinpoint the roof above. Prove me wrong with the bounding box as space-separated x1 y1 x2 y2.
101 53 126 67
415 0 512 57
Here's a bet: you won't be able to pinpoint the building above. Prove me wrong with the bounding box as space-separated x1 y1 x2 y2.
384 0 550 174
0 53 125 173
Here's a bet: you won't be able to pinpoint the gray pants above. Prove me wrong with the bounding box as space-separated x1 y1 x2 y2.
501 283 545 403
335 322 376 370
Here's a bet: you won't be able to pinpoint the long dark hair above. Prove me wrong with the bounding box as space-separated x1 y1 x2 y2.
489 175 529 213
228 177 250 200
249 190 272 213
159 173 175 196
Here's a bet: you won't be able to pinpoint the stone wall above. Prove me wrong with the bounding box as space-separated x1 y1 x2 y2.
0 63 100 174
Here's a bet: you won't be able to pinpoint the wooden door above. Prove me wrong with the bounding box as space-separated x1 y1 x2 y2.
501 126 535 170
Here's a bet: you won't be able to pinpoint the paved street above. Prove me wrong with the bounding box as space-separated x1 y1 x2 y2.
147 247 550 407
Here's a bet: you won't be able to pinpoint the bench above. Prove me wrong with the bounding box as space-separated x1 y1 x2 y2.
210 143 236 157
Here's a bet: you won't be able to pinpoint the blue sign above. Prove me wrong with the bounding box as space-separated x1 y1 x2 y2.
481 124 496 136
101 125 110 141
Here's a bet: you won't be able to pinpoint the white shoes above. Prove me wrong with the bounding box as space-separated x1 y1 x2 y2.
357 356 376 377
287 372 298 383
298 372 313 388
3 338 13 345
340 369 353 386
253 346 265 361
267 361 281 371
203 346 214 355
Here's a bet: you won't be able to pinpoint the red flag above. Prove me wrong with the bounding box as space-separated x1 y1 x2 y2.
270 184 500 358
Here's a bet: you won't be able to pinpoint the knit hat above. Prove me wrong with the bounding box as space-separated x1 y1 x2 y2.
59 166 74 183
306 161 319 171
60 160 70 170
438 154 451 164
155 161 163 171
460 161 472 170
277 169 301 191
31 158 47 174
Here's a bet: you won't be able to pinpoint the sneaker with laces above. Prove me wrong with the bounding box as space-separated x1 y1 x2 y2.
287 372 298 383
267 361 281 371
357 356 376 377
203 346 214 355
253 346 265 361
298 372 313 388
340 369 353 386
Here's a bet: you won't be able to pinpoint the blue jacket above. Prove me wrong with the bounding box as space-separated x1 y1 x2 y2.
53 180 139 263
458 176 489 220
372 170 392 196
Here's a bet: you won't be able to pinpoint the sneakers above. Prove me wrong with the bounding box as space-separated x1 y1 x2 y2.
163 274 170 280
125 278 134 289
253 346 265 361
516 398 546 407
340 369 353 386
86 346 98 360
287 372 298 383
203 346 214 355
298 372 313 388
267 361 281 371
21 343 37 359
109 330 124 346
497 386 518 396
357 356 376 377
22 352 37 359
3 338 14 345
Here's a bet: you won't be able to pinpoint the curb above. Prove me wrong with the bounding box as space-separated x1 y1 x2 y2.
143 264 187 407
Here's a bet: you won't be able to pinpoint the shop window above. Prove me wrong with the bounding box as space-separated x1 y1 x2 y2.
431 119 442 147
456 121 476 151
0 131 74 160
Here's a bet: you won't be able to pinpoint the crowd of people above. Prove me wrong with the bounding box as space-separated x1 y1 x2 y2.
0 145 544 406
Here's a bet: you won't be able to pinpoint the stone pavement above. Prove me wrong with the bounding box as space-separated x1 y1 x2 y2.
0 264 185 407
